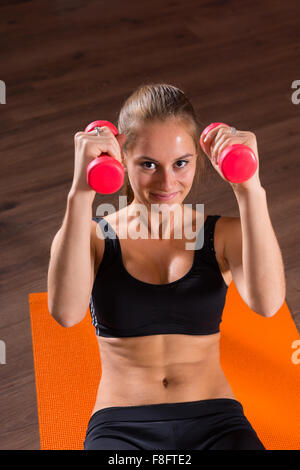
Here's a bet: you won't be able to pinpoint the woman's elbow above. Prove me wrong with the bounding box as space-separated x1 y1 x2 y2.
262 297 286 318
48 303 84 328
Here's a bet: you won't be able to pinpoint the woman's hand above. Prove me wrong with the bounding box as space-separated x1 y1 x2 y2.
200 124 262 193
70 126 126 197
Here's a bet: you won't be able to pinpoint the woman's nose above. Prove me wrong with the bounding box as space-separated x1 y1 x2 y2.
157 169 177 191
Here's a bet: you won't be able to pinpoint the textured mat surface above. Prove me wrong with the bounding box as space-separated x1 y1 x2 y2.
29 282 300 450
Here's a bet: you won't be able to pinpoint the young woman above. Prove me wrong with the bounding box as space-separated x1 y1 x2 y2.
48 83 285 450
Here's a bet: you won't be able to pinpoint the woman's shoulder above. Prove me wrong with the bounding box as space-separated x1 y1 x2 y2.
91 208 126 260
92 206 127 225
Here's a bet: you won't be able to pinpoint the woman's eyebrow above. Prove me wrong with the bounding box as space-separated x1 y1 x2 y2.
136 153 194 162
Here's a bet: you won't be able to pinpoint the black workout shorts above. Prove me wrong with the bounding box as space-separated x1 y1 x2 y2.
83 398 266 450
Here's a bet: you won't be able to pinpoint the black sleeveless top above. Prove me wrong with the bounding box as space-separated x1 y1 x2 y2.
89 215 228 337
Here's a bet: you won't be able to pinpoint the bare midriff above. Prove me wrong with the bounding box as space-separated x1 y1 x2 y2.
90 207 236 417
91 332 236 415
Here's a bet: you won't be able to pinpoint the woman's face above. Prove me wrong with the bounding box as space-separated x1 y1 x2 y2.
125 120 197 208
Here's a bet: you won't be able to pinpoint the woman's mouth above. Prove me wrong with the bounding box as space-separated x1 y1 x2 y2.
150 192 179 201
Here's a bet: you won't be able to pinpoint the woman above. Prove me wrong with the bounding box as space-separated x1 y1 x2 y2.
48 83 286 450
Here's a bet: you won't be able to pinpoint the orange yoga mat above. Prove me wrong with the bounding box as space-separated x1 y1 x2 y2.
29 282 300 450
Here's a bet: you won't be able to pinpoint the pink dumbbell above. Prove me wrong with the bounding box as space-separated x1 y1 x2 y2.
200 122 258 183
84 120 125 194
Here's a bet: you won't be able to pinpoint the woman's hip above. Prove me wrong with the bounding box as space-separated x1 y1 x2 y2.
83 398 265 450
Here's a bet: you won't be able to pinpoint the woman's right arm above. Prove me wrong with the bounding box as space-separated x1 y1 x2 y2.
47 191 98 327
47 125 126 327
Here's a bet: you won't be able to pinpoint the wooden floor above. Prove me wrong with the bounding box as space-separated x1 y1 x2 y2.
0 0 299 450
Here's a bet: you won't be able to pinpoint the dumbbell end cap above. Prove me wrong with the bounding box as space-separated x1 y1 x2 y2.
219 144 258 183
87 157 125 194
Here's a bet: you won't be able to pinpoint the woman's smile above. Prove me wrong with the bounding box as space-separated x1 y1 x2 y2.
149 191 179 201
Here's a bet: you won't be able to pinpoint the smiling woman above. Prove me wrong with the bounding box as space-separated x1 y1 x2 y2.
117 118 199 215
48 83 267 450
82 84 266 450
118 83 206 205
138 152 194 201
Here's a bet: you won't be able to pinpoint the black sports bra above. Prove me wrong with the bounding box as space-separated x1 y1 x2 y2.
89 215 228 338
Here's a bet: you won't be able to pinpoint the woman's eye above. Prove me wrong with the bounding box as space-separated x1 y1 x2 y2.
176 160 188 168
142 162 155 170
141 160 188 170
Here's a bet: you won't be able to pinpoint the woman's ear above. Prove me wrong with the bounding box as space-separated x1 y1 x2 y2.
116 134 128 167
116 133 127 149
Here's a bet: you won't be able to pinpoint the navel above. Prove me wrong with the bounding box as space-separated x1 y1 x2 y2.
162 377 169 388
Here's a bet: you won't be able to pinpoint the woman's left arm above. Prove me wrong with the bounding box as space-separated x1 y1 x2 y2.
225 186 286 317
201 125 286 317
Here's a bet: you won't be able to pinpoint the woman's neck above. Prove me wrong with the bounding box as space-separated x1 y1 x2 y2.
126 201 197 240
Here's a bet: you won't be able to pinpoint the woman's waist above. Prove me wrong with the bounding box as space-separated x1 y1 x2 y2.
95 360 235 409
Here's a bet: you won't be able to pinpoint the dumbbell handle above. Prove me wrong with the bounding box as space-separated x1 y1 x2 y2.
200 122 257 184
84 120 125 194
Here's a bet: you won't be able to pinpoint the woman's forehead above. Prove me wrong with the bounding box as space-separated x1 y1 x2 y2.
132 121 194 149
